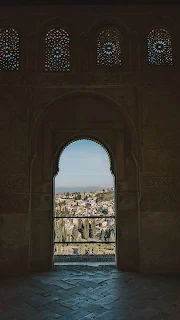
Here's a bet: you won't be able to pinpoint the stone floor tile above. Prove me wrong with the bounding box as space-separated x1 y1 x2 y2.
80 313 97 319
83 302 109 315
45 301 72 315
95 309 128 320
58 308 90 320
54 280 75 290
1 265 180 320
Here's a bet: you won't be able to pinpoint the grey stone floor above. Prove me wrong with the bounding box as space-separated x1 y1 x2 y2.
0 264 180 320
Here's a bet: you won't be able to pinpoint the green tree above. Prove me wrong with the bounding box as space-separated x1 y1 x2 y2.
62 226 67 242
104 229 111 242
89 221 96 238
91 220 96 238
109 228 115 241
55 220 65 242
83 219 89 240
89 223 92 238
100 229 105 241
71 225 79 241
61 206 70 217
77 193 81 200
78 219 84 239
78 218 82 230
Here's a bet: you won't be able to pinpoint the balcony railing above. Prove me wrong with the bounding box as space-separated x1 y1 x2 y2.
54 215 116 260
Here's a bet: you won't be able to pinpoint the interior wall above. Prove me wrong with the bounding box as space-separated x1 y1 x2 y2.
140 84 180 273
0 5 179 275
0 86 30 275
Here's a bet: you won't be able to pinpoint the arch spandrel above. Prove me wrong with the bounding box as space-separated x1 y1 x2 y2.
43 98 122 123
31 90 138 163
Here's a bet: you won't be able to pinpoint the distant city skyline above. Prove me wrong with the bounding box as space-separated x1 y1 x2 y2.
55 139 114 189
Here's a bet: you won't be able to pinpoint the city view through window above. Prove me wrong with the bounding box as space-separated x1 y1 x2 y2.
54 139 115 262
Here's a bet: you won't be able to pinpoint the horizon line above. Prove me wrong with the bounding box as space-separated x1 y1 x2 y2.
55 186 114 188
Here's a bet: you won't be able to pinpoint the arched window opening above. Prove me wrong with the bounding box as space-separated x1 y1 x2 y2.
45 28 70 72
0 28 20 71
97 28 122 67
147 28 173 66
54 139 115 263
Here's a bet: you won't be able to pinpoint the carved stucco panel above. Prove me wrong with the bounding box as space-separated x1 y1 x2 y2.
0 87 28 173
0 194 29 214
0 140 27 174
0 214 29 249
0 175 28 193
31 218 51 261
0 73 25 85
0 87 28 129
143 127 180 150
142 89 180 173
26 72 135 87
142 86 180 128
27 87 74 120
0 71 178 87
36 73 81 86
143 148 180 175
141 192 180 212
86 73 134 85
93 87 137 124
142 175 180 189
140 211 180 273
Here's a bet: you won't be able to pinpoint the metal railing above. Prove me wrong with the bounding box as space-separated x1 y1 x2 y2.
54 215 115 245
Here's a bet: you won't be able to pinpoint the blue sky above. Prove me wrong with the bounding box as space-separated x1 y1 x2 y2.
55 139 114 188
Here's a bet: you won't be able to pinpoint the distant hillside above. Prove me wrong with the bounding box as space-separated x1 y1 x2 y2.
55 186 112 194
96 189 114 202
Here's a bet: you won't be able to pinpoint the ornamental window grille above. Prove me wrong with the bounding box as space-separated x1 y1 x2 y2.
45 28 70 72
97 28 122 67
0 28 20 71
147 28 173 65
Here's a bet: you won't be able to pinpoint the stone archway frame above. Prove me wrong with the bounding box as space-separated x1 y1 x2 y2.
29 90 140 273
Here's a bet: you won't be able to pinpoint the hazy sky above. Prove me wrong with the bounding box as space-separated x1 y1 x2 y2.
55 139 114 188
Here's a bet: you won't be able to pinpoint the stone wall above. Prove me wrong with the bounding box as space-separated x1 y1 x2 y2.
0 87 30 274
0 5 179 274
140 85 180 273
